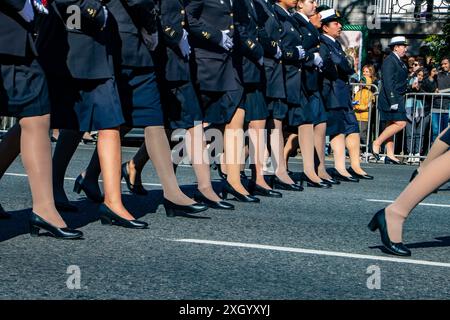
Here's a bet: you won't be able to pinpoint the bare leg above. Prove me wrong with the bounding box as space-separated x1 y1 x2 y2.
330 134 352 177
225 108 248 195
0 123 21 178
127 142 150 187
420 126 449 169
298 124 322 182
385 150 450 242
249 119 271 189
270 120 295 184
144 126 194 205
346 133 368 175
20 115 66 227
283 133 298 171
373 121 407 161
314 122 332 180
98 128 135 220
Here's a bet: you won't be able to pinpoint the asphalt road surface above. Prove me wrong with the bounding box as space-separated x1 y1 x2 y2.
0 144 449 300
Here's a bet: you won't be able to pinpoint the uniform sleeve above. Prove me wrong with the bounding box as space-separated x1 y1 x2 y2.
381 57 401 106
122 0 158 34
233 1 263 61
253 0 277 57
319 43 338 81
185 0 223 46
160 0 184 48
54 0 107 30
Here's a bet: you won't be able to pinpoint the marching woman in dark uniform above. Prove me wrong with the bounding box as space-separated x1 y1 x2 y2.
233 0 281 198
368 126 450 256
0 0 82 238
318 9 372 182
39 0 149 228
118 0 230 212
274 0 329 188
186 0 259 202
372 36 409 164
293 0 336 185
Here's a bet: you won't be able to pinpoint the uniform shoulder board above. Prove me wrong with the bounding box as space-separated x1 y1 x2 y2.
202 31 211 39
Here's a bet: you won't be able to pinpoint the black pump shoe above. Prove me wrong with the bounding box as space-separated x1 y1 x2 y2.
321 177 340 185
348 167 374 180
299 173 332 188
73 174 104 203
273 176 303 191
121 162 148 195
163 198 209 217
384 156 403 165
251 184 282 198
370 144 381 161
99 203 148 229
368 209 411 256
0 204 11 219
194 192 234 210
55 201 78 212
327 168 359 183
221 181 260 203
29 212 83 239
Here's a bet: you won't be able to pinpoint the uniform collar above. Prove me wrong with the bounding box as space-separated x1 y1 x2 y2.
296 11 310 22
275 3 292 16
323 34 336 43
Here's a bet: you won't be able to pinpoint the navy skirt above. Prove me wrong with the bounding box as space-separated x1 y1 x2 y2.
118 67 164 128
49 76 124 131
201 86 243 125
267 99 289 121
379 109 408 122
440 126 450 145
326 108 360 137
288 102 315 127
242 85 269 123
161 80 203 129
309 92 327 126
0 57 50 118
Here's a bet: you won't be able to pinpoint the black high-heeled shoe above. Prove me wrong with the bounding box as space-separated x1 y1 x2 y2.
273 176 303 191
99 203 148 229
29 212 83 239
194 192 235 210
321 177 340 185
163 198 209 217
217 163 228 180
0 204 11 219
367 209 411 256
121 162 148 195
55 201 79 212
251 184 282 198
73 174 104 203
348 167 374 180
221 181 260 203
384 156 403 165
299 173 332 188
370 144 381 161
327 168 359 183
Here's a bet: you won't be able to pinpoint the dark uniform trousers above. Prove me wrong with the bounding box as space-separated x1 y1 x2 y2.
0 0 50 118
319 34 359 137
378 52 409 122
186 0 243 125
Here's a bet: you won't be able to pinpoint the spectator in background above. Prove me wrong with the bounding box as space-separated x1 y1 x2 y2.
353 65 377 151
421 65 439 153
405 68 425 163
432 57 450 142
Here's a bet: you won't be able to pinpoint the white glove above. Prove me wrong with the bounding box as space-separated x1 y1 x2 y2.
220 29 233 51
274 45 282 60
101 6 108 30
141 28 159 51
313 52 323 68
18 0 34 23
178 29 191 59
390 104 399 111
32 0 48 15
257 57 264 66
296 45 305 60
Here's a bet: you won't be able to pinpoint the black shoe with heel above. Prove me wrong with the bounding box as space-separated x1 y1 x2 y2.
221 181 260 203
367 209 411 256
0 204 11 219
250 184 282 198
73 174 104 203
99 203 148 229
163 198 209 217
121 162 148 195
299 173 332 188
370 144 381 161
194 192 234 210
29 212 83 239
348 167 374 180
273 176 303 191
327 168 359 183
384 156 403 165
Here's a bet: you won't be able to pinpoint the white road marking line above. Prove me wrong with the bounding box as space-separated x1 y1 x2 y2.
169 239 450 268
366 199 450 208
4 173 162 187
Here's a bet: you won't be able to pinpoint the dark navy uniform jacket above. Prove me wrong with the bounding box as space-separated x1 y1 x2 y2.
253 0 285 99
107 0 156 68
319 34 354 110
156 0 190 82
378 52 408 113
186 0 239 92
233 0 264 85
273 4 307 106
0 0 37 58
292 12 320 93
37 0 115 79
